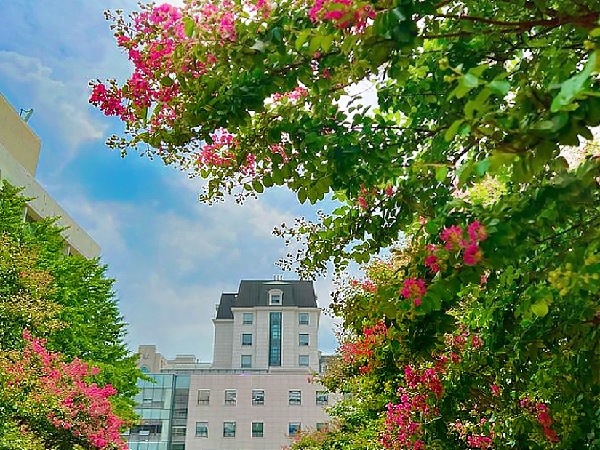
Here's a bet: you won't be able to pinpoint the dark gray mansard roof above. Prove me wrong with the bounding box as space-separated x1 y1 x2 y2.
215 280 317 319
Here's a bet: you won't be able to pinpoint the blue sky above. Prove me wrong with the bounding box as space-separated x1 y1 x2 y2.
0 0 343 361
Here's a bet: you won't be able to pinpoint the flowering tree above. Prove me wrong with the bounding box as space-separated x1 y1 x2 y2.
94 0 600 448
0 183 136 448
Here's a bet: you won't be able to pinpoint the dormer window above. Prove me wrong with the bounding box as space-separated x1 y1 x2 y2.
269 289 283 305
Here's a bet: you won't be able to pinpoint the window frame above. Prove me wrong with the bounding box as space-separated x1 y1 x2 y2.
299 312 309 325
299 355 309 367
252 389 265 406
299 333 310 346
316 391 329 405
241 333 253 346
241 355 252 368
288 390 302 405
224 389 237 406
288 422 301 436
252 422 264 438
316 422 329 432
223 421 236 438
197 389 210 405
242 312 254 325
269 289 283 305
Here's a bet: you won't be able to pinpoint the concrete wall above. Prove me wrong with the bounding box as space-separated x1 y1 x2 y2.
212 319 234 368
0 93 40 176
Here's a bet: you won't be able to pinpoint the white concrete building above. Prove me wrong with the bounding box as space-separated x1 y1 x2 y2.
131 280 336 450
0 92 100 258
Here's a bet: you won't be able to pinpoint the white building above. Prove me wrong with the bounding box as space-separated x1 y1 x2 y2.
131 279 336 450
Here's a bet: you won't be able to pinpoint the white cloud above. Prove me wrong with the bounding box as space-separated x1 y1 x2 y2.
0 51 106 150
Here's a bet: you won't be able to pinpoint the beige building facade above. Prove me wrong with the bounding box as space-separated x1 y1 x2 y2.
0 92 100 258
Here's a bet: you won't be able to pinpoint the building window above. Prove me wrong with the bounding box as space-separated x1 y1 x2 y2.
252 422 264 438
252 389 265 405
299 333 309 346
242 333 253 346
243 312 253 325
269 289 282 305
316 391 328 405
289 390 302 405
172 426 186 437
241 355 252 368
224 390 236 406
289 422 301 436
316 422 329 432
197 390 210 405
223 422 236 437
269 312 282 366
299 312 309 325
299 355 309 367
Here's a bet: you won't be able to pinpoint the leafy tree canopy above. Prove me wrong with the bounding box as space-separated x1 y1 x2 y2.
0 182 137 449
93 0 600 448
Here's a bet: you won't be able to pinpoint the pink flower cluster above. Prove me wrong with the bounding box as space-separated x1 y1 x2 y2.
309 0 376 32
340 321 388 373
520 398 559 443
453 418 495 449
350 278 377 293
401 278 426 307
4 330 127 449
424 221 487 272
197 129 238 167
90 1 244 130
272 87 309 103
381 364 445 450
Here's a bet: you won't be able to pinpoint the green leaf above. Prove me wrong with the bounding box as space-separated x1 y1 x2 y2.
308 36 323 54
488 80 510 96
531 300 549 317
551 51 598 112
321 35 334 53
445 119 464 141
295 31 311 51
252 179 264 193
435 166 448 182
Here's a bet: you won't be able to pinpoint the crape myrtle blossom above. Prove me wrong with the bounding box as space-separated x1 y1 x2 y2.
2 330 128 449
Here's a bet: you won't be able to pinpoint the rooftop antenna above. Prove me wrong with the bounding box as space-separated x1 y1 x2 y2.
19 108 34 123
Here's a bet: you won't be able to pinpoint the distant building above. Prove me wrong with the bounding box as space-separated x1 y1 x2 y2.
130 279 337 450
0 92 100 258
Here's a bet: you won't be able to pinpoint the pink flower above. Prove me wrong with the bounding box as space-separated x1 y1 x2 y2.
440 225 463 250
491 384 500 396
463 242 483 265
424 254 440 273
467 221 487 242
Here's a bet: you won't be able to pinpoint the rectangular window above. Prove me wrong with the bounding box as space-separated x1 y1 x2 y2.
223 422 236 437
269 312 282 366
299 312 309 325
242 333 253 346
172 426 186 437
299 333 309 346
316 391 328 405
224 390 236 406
289 390 302 405
316 422 329 432
252 389 265 405
197 389 210 405
196 422 208 437
288 422 301 436
252 422 264 438
270 292 282 305
299 355 309 367
241 355 252 368
243 312 253 325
